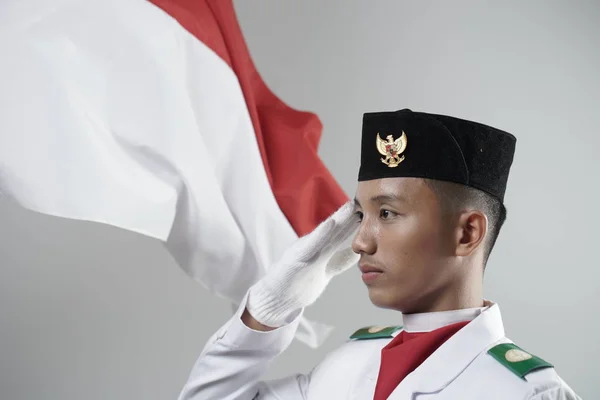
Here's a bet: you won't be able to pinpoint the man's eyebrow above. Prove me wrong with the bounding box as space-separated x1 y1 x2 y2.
354 193 408 207
371 193 408 204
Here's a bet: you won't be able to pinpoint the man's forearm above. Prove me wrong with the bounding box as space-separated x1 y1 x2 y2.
178 300 306 400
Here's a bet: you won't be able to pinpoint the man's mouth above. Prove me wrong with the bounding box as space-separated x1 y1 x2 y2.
359 263 383 283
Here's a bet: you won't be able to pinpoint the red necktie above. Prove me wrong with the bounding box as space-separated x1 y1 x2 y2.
372 320 469 400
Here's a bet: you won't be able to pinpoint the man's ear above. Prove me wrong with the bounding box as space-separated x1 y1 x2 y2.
454 210 487 257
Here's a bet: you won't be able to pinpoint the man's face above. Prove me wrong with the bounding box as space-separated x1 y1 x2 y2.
352 177 459 313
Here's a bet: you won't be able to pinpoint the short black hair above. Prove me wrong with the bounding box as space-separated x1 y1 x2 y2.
424 179 507 266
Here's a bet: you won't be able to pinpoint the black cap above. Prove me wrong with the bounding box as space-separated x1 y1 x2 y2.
358 109 516 203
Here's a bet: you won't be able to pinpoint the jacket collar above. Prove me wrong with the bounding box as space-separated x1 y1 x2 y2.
388 301 505 398
402 305 487 333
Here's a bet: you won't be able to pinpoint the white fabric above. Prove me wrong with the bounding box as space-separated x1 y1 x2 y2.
402 304 487 332
178 298 582 400
0 0 331 347
247 201 359 327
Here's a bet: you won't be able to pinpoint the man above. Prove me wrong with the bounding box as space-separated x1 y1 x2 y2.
178 109 581 399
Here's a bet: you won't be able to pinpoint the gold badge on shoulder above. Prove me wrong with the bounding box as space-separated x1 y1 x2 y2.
505 349 533 363
376 131 408 168
350 325 403 340
367 326 387 334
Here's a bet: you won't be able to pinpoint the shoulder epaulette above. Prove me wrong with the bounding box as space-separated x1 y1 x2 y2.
488 343 553 379
349 325 403 340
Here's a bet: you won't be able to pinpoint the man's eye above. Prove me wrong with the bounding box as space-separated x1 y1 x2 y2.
380 209 395 219
355 211 364 222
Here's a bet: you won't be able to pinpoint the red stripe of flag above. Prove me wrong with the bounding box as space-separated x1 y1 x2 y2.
149 0 349 236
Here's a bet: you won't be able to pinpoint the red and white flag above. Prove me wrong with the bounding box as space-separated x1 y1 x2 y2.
0 0 348 347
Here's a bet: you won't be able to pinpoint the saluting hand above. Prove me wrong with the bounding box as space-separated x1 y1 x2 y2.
244 201 360 329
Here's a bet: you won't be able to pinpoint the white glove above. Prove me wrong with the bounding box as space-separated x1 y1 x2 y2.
246 201 360 328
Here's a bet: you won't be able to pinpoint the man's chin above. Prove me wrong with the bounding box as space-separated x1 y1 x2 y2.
366 286 401 311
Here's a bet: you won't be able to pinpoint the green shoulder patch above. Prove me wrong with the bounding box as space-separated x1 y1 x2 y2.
488 343 553 379
350 325 403 340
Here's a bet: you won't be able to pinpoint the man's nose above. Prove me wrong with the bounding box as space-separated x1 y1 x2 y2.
351 220 376 255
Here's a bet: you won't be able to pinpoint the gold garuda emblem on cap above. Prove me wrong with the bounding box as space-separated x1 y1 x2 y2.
376 131 408 168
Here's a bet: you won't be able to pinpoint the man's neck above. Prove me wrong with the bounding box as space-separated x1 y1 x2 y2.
405 272 484 314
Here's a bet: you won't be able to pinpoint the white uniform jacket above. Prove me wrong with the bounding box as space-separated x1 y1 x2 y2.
178 293 582 400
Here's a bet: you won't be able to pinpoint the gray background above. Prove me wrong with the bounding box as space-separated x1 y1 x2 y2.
1 1 598 399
